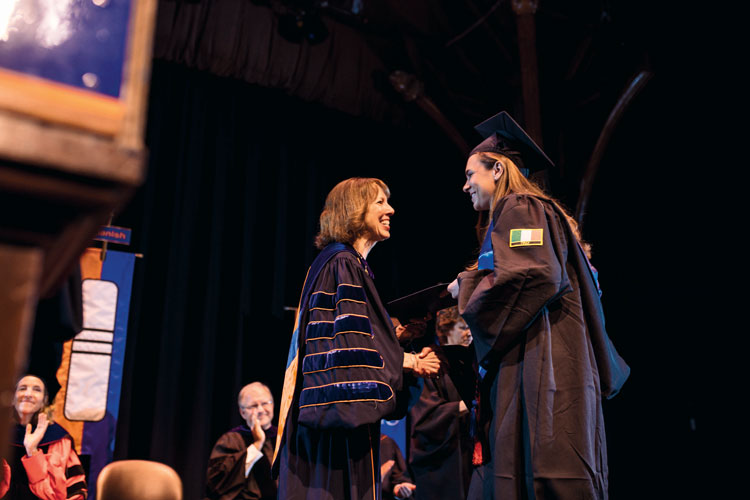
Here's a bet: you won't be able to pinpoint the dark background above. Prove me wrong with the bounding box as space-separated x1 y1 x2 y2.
29 0 713 498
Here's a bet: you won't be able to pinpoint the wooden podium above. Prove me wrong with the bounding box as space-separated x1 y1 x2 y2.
0 0 157 457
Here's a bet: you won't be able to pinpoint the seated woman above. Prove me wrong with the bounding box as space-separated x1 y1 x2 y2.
1 375 87 500
275 177 440 500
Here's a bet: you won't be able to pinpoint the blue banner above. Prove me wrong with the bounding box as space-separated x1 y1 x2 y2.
57 248 135 500
381 417 408 459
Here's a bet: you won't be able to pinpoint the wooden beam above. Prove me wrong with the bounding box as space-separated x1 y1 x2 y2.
575 70 654 227
512 0 543 144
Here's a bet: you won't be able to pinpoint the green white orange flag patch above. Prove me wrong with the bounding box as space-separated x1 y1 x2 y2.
509 228 543 247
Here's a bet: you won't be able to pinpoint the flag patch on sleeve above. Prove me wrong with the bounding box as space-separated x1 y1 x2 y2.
509 228 543 247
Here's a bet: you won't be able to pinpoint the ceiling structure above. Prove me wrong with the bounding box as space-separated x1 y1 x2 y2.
154 0 660 218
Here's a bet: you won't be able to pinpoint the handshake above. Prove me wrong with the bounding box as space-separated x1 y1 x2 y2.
402 347 441 378
393 316 441 378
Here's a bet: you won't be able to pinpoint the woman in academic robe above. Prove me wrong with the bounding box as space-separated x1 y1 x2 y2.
275 177 440 500
408 306 475 500
1 375 87 500
447 112 630 499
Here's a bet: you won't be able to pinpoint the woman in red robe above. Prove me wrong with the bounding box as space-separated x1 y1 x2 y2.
2 375 87 500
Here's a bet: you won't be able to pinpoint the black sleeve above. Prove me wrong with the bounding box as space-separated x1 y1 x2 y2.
381 437 412 499
458 195 570 364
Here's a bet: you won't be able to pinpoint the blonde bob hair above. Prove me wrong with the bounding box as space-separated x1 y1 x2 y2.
474 152 591 258
315 177 390 249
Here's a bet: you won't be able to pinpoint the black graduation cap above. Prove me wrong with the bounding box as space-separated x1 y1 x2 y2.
469 111 555 174
387 283 457 325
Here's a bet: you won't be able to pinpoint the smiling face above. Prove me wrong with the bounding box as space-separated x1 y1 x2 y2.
238 384 274 430
14 376 47 420
361 186 394 243
463 153 500 211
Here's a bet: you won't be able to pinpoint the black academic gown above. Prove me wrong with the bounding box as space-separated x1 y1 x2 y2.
278 244 404 500
408 345 474 500
457 194 630 500
204 425 277 500
379 435 413 500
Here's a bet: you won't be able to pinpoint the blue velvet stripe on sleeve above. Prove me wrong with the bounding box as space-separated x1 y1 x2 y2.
299 381 394 408
335 283 367 303
306 283 371 341
305 320 334 340
302 348 385 374
309 290 335 311
309 283 366 310
305 314 373 340
334 314 371 335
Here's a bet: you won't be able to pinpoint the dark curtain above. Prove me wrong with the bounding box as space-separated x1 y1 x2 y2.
112 60 471 500
153 0 405 124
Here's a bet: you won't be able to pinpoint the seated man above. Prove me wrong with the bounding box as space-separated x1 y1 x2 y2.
205 382 277 500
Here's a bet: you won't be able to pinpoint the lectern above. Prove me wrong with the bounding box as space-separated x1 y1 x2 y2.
0 0 157 458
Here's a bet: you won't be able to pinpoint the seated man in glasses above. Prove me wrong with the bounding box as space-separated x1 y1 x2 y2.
205 382 277 500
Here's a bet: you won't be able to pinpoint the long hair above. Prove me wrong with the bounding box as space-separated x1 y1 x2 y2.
314 177 390 249
474 152 591 259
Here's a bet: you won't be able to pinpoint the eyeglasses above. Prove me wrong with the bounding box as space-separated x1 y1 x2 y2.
240 400 273 411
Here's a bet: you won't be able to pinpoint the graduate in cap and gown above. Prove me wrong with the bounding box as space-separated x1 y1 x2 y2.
446 112 630 499
275 177 441 500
